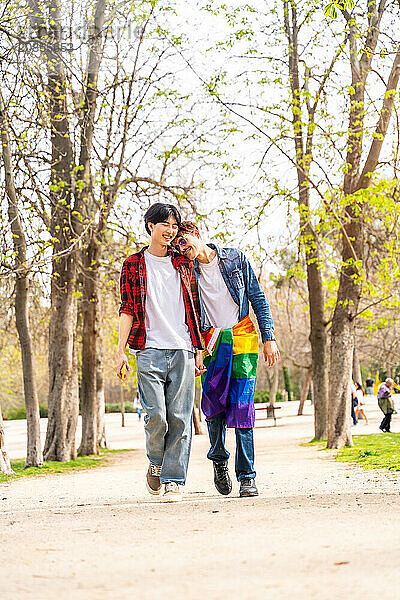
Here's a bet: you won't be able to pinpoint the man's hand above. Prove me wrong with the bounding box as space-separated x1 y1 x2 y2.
116 351 131 380
263 340 280 367
195 350 207 377
116 314 133 379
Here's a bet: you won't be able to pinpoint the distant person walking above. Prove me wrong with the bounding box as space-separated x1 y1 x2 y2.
133 392 143 421
355 382 368 424
351 382 358 426
365 375 374 396
378 378 395 433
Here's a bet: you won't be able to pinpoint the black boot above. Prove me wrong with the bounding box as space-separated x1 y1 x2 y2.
213 462 232 495
239 478 258 497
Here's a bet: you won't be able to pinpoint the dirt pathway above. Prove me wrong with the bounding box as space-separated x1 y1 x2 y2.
1 407 400 600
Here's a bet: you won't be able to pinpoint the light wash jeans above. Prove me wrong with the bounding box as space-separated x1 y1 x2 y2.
136 348 195 485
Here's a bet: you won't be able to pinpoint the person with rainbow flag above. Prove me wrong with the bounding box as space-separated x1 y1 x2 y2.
173 222 280 497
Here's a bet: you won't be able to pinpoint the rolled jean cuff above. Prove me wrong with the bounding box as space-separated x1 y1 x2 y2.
160 478 185 485
237 471 256 481
148 457 162 468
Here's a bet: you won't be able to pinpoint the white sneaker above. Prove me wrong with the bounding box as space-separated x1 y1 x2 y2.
163 482 183 502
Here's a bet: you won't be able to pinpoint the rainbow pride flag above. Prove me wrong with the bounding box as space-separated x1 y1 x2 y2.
201 316 259 428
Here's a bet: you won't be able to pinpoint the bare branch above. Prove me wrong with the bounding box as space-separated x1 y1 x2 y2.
358 47 400 189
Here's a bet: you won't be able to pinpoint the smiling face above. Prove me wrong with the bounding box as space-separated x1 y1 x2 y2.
174 231 202 260
148 216 179 246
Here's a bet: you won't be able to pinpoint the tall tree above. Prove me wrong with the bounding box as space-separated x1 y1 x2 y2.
76 0 107 456
0 85 43 467
283 0 338 438
327 0 400 447
29 0 79 461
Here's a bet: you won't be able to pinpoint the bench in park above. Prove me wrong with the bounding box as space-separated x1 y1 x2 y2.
254 404 281 426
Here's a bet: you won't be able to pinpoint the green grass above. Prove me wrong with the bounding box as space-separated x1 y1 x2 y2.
253 390 285 403
4 405 49 420
336 433 400 471
0 448 135 483
4 403 137 420
302 434 400 470
301 438 327 448
105 402 135 413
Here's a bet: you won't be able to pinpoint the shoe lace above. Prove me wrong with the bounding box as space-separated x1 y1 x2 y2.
165 482 178 492
150 463 161 477
215 463 228 477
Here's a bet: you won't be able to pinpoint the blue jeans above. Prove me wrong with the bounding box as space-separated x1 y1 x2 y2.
351 400 358 425
136 348 195 485
206 412 256 481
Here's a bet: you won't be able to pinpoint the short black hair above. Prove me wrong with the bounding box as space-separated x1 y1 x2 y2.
144 203 182 235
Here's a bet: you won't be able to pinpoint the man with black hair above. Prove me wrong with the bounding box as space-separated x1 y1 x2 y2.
116 203 204 502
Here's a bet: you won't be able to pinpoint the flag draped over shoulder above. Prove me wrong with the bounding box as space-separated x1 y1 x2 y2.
201 316 259 428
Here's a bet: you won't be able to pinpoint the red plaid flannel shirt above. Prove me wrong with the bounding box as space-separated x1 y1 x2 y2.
119 247 203 351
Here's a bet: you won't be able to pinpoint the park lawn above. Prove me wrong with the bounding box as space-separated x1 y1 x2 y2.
336 433 400 471
0 448 135 483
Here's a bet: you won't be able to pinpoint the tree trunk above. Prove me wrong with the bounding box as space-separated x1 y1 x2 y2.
44 284 79 461
327 86 364 448
0 85 43 467
76 0 108 456
327 4 398 448
284 0 328 438
298 366 312 416
15 277 43 467
308 288 328 438
327 314 354 448
79 238 107 453
35 0 108 460
96 332 107 448
42 0 79 462
79 237 101 455
352 346 362 385
0 406 14 475
327 186 363 448
28 0 80 462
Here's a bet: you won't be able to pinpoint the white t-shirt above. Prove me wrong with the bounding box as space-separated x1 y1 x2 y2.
198 254 239 329
144 251 193 351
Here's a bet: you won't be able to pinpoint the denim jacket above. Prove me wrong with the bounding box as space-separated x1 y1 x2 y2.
194 245 275 342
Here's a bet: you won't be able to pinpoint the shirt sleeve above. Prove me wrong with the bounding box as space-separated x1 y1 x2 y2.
119 259 135 316
241 252 275 342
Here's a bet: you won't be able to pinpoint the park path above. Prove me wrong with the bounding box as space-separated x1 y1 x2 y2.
1 400 400 600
